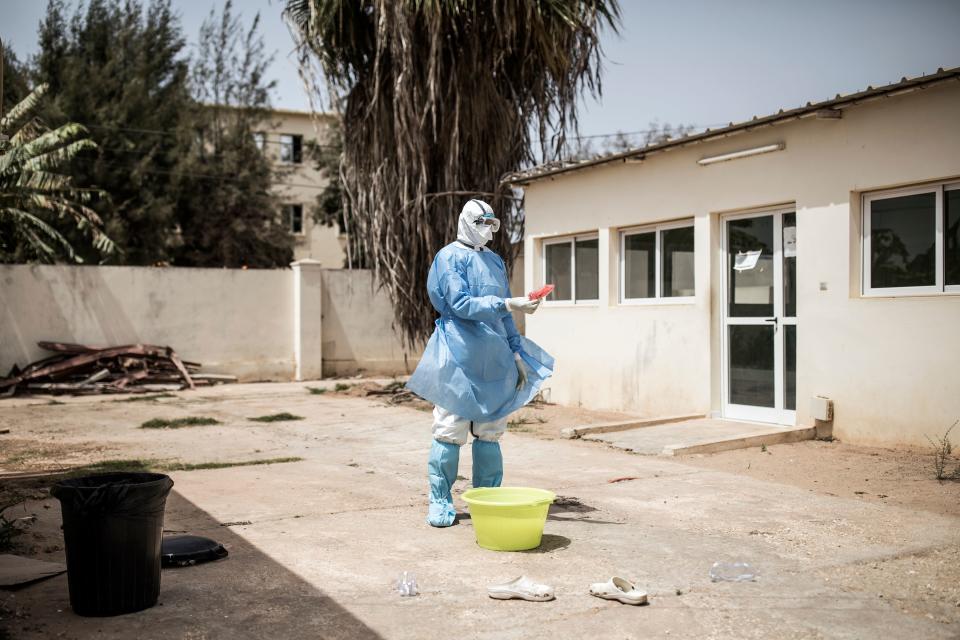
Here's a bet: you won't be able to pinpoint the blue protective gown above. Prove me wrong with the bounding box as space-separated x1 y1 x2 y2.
406 242 554 422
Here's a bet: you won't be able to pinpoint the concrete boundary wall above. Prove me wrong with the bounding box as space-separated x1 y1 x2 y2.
0 264 417 382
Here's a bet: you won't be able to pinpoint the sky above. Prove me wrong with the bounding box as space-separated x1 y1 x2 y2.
2 0 959 141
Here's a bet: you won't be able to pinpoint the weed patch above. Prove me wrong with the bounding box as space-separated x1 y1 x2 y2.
120 393 177 402
508 416 547 432
334 383 352 392
161 457 304 471
63 460 157 476
68 457 303 475
140 416 220 429
249 413 304 423
3 449 48 465
307 387 327 395
926 421 960 481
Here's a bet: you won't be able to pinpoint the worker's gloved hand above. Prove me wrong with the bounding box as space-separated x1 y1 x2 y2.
514 352 528 391
505 297 541 315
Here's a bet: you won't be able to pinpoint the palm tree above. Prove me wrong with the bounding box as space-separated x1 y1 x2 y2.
0 84 114 263
284 0 620 346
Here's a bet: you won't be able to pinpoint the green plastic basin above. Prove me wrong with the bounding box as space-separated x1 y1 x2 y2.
462 487 555 551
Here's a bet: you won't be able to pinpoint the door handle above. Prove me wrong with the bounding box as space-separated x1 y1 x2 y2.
765 317 778 330
764 317 778 323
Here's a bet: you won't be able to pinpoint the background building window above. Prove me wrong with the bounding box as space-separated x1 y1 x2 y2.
947 188 960 286
621 221 695 302
870 193 936 288
545 242 572 300
542 235 599 303
283 204 304 234
864 182 958 295
575 238 599 300
279 134 303 164
623 231 655 298
253 132 265 151
661 226 695 297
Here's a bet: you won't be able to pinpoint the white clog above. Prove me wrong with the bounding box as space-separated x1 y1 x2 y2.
487 576 555 602
589 577 648 605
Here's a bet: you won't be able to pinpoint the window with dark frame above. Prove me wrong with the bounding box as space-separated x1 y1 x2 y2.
292 135 303 163
283 204 304 235
279 134 303 164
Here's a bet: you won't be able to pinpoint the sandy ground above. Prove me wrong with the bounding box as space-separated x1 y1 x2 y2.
1 382 958 639
676 440 960 518
674 440 960 626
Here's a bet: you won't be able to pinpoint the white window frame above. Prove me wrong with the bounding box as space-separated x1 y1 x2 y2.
541 233 599 305
946 183 960 295
619 219 696 305
862 182 959 297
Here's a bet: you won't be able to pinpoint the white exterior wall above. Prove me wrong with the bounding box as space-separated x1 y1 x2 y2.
320 269 419 377
523 80 960 446
0 265 412 382
262 110 347 268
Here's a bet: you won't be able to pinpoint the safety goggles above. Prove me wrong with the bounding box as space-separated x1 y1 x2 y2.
474 215 501 232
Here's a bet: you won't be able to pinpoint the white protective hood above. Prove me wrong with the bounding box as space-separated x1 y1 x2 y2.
456 199 500 249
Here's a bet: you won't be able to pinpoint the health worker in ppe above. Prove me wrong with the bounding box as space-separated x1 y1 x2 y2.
406 199 555 527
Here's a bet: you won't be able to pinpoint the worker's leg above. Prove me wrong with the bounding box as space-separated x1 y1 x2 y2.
470 416 508 488
427 406 470 527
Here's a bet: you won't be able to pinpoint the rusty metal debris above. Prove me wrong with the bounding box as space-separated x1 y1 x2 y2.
0 342 236 396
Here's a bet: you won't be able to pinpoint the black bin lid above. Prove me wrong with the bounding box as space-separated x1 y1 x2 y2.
161 535 228 567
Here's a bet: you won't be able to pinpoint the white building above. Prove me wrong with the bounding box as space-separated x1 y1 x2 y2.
509 67 960 447
255 109 347 267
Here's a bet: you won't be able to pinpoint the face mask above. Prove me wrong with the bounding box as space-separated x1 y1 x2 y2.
477 224 494 243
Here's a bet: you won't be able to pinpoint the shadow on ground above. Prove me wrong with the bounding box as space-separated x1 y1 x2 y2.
518 534 571 554
547 496 623 526
1 489 383 640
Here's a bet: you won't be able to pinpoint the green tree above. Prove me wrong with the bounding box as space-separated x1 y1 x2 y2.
307 117 366 268
173 0 292 268
1 85 114 263
285 0 620 345
34 0 193 265
1 43 30 114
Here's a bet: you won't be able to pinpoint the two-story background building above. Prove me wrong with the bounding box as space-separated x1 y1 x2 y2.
254 108 347 267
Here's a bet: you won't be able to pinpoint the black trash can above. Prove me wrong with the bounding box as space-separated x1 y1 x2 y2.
51 472 174 617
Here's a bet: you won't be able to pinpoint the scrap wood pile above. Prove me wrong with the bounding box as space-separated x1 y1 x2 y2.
0 342 236 397
364 380 423 406
336 380 431 410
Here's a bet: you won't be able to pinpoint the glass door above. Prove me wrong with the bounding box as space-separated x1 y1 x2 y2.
722 209 797 424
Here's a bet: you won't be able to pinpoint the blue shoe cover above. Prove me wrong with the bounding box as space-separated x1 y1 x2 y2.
427 440 460 527
427 501 456 527
471 440 503 488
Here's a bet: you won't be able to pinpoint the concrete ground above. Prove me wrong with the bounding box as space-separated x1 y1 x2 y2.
1 382 959 639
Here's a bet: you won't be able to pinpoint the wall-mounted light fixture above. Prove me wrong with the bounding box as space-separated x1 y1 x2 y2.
697 142 785 166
